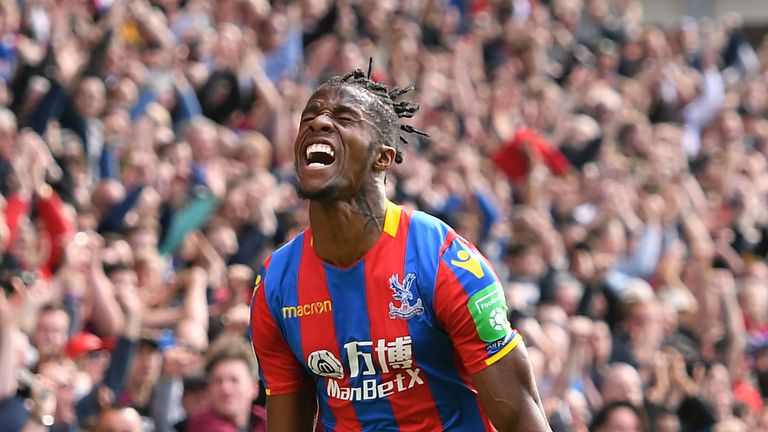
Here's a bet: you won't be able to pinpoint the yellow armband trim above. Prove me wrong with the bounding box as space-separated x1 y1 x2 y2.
485 332 522 366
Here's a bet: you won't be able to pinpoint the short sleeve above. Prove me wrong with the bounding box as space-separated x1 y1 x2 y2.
250 265 313 395
433 237 522 374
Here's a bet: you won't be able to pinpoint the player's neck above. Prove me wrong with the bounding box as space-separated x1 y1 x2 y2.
308 186 387 267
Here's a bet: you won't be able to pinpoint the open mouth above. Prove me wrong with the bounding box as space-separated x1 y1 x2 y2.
305 143 336 168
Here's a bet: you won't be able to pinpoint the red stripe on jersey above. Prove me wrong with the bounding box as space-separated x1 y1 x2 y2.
298 233 361 430
451 349 495 431
434 256 495 429
251 258 313 395
434 258 490 373
435 231 509 374
364 208 445 431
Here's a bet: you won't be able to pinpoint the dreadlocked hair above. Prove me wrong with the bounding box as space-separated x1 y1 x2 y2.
324 68 428 164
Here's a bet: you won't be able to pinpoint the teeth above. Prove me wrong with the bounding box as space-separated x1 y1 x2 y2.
306 143 335 159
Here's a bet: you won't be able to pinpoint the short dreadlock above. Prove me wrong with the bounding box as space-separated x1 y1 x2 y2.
321 60 428 163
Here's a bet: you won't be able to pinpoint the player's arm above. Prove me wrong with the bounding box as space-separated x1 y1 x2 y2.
472 343 550 431
266 388 318 432
249 266 316 431
434 237 551 432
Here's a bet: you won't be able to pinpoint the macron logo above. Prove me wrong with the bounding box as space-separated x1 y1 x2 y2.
282 300 332 319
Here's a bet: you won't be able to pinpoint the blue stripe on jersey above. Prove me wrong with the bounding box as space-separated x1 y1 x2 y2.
403 211 450 321
324 262 398 431
315 380 336 431
440 237 500 301
404 211 488 430
263 233 308 374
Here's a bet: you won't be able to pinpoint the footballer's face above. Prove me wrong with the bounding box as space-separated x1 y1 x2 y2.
294 84 389 202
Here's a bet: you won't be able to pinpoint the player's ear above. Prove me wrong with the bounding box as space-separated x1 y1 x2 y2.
373 144 396 172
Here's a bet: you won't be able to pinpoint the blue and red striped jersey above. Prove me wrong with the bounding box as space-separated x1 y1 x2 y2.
250 201 522 431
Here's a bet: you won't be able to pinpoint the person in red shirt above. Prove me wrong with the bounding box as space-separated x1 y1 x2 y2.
187 335 265 432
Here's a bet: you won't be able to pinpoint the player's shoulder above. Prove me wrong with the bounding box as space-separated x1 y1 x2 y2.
260 231 307 287
407 209 472 260
269 231 306 263
405 208 454 243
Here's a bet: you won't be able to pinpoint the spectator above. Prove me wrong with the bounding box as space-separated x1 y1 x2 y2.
165 374 209 432
121 335 162 427
31 302 70 367
36 357 79 430
590 400 645 432
600 362 644 408
93 407 142 432
65 331 111 398
187 334 264 432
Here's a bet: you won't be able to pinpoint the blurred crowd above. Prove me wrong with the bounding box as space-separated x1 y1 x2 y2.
0 0 767 431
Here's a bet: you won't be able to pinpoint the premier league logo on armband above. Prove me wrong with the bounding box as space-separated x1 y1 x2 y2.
388 273 424 319
469 283 513 341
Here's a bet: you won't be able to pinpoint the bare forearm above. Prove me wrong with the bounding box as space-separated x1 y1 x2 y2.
124 310 142 341
715 242 745 275
473 345 551 432
252 70 282 113
18 301 41 338
479 379 551 432
266 389 318 432
723 290 746 377
488 395 551 432
198 245 226 290
0 324 17 398
87 272 125 336
183 267 209 331
141 307 184 328
549 346 584 397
